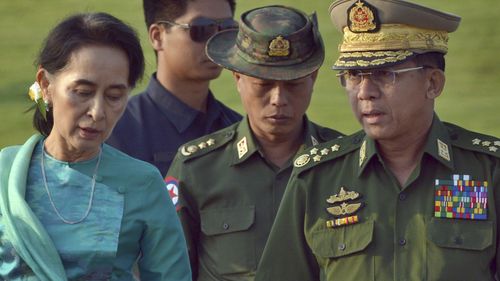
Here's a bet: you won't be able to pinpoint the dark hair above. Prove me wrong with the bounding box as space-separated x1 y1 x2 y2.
143 0 236 29
33 12 145 136
415 52 445 71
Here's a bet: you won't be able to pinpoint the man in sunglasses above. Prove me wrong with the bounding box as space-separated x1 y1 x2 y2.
166 5 343 281
257 1 500 281
107 0 241 176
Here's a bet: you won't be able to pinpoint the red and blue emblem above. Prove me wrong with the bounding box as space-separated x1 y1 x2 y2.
164 176 180 211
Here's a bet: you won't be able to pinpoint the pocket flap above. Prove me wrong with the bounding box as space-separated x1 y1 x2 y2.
200 206 255 236
428 218 492 250
311 220 374 258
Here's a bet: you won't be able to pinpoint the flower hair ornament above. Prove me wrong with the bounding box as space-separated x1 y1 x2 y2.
28 81 48 121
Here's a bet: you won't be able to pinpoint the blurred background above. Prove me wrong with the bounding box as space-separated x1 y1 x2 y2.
1 0 499 148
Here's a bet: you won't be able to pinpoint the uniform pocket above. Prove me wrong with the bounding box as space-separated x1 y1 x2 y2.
426 218 494 281
199 206 256 276
310 220 375 281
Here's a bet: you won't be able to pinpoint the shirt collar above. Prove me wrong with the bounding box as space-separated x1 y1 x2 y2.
231 115 318 166
357 114 454 177
145 74 222 133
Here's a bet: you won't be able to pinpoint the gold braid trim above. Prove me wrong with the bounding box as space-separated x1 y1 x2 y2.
340 24 449 53
334 50 414 67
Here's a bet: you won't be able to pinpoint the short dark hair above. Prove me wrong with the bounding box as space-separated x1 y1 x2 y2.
143 0 236 29
415 52 446 72
33 12 145 136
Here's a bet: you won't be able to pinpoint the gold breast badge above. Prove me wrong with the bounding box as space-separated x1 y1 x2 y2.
325 186 364 228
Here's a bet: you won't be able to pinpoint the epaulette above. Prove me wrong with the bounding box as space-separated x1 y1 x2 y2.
445 122 500 158
293 130 365 173
313 122 345 142
177 124 237 162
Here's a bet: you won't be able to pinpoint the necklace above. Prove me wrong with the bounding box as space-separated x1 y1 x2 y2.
40 140 102 224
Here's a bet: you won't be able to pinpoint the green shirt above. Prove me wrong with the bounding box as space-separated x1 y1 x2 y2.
166 116 343 281
256 116 500 281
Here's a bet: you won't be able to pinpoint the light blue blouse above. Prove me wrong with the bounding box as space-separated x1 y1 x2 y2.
0 135 191 281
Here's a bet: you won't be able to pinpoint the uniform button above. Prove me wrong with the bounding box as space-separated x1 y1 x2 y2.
399 238 407 246
399 193 407 201
223 223 229 230
338 243 346 251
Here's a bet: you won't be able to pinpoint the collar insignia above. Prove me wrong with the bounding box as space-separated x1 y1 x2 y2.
437 139 450 161
268 35 290 57
359 140 367 167
237 137 248 159
311 135 319 146
326 186 364 228
347 0 379 33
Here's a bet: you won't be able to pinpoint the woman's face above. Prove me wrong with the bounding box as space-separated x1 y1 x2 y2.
40 45 130 161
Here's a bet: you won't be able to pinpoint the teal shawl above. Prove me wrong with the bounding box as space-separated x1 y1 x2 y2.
0 134 67 281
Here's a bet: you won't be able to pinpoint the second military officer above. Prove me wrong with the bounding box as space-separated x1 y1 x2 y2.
165 5 344 281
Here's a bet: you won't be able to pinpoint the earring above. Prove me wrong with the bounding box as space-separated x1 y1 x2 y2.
44 99 50 112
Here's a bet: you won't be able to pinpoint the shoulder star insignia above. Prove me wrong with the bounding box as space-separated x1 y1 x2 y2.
472 138 481 145
313 155 322 162
310 148 319 155
489 146 498 152
321 148 329 156
198 142 207 149
331 144 340 152
207 139 215 146
482 141 491 147
495 141 500 147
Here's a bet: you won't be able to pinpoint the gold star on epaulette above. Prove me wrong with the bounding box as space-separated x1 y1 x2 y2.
321 148 329 156
207 139 215 146
198 142 207 149
489 146 498 152
331 144 340 152
482 141 491 147
310 148 319 155
495 141 500 147
313 155 322 162
472 138 481 145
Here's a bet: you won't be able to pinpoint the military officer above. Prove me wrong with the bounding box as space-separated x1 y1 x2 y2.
165 5 344 281
256 0 500 281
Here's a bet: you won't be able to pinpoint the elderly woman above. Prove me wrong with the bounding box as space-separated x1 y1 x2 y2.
0 12 191 280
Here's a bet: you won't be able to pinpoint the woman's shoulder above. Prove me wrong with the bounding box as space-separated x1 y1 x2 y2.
100 144 164 192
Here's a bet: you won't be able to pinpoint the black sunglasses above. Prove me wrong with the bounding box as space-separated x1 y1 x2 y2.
157 17 238 43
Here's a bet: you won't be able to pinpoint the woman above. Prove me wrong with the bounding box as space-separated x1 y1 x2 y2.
0 12 191 280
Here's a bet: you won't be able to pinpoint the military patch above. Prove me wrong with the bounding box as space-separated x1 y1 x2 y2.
164 176 180 211
294 154 310 167
347 0 380 33
268 35 290 57
437 139 450 161
326 186 364 228
434 174 488 220
359 140 367 167
237 137 248 159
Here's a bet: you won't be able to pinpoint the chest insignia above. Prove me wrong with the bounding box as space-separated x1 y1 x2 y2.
325 186 364 228
434 174 488 220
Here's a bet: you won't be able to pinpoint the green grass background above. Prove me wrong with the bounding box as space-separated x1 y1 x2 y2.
1 0 499 148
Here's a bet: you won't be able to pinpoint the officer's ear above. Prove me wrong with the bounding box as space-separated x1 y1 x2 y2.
36 67 52 103
149 23 166 52
233 72 242 93
425 68 445 99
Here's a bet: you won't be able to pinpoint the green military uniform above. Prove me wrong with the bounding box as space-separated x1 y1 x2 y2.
256 115 500 281
167 116 343 281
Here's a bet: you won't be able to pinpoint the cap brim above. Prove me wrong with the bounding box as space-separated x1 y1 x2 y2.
332 50 418 70
206 29 325 80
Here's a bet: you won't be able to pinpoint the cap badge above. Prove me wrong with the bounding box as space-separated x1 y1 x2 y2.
268 35 290 57
347 0 379 33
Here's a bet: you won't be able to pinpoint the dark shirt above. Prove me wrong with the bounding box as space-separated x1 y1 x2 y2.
107 74 242 176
